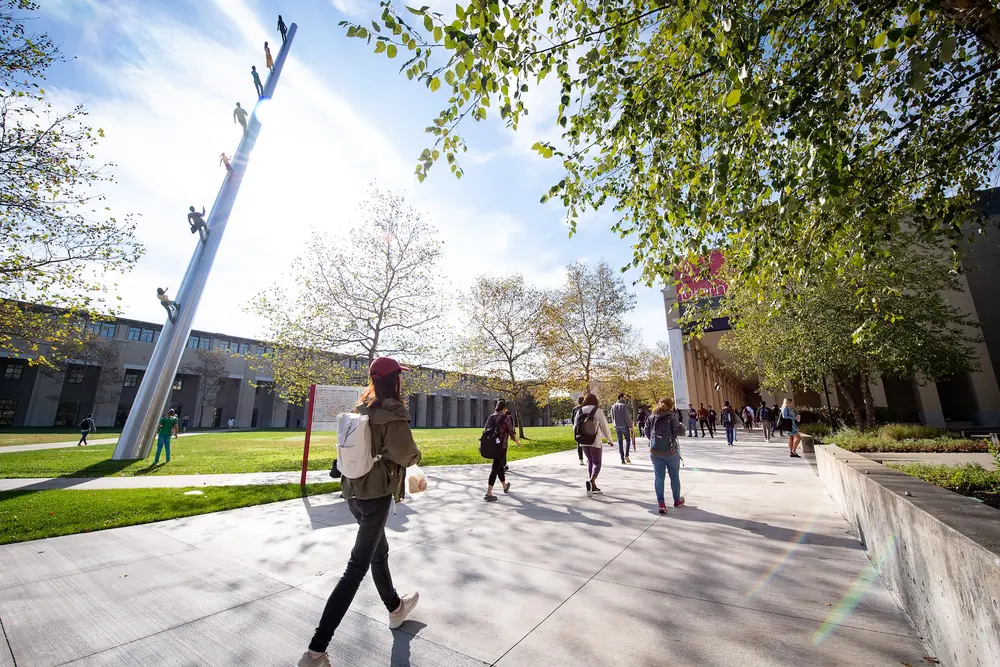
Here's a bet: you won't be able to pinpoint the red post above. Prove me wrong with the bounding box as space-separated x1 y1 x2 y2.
301 383 317 487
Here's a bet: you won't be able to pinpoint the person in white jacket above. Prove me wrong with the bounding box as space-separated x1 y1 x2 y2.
575 393 613 497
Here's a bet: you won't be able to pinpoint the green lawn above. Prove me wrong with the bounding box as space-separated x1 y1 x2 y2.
0 426 575 478
0 428 122 447
0 482 341 545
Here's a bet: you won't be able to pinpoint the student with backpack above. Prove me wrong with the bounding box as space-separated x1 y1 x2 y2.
758 404 773 442
481 400 519 502
77 414 95 446
645 397 686 513
610 393 633 464
571 396 585 465
300 357 422 667
686 405 699 437
576 393 613 498
720 401 738 446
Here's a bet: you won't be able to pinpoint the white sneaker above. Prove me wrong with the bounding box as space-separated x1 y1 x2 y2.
389 592 419 629
297 651 331 667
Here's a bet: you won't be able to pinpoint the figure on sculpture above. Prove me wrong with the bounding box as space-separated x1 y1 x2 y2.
277 15 287 43
156 287 179 323
233 102 248 136
251 66 264 98
220 152 232 176
264 42 274 73
187 205 209 243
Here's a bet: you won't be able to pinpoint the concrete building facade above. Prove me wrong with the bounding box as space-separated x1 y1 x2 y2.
0 313 504 430
663 198 1000 430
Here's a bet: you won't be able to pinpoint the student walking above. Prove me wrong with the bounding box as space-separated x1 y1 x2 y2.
611 393 633 464
153 409 178 464
742 405 754 433
571 396 585 465
780 398 802 458
483 400 518 501
758 404 773 442
575 393 613 498
708 405 717 435
686 405 699 437
77 413 95 446
773 402 783 436
697 403 712 437
300 357 421 667
720 401 738 446
645 397 686 513
181 414 190 433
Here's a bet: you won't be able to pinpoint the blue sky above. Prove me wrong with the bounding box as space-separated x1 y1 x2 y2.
36 0 667 348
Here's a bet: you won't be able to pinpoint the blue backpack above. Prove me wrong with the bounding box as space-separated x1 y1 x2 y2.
649 414 679 456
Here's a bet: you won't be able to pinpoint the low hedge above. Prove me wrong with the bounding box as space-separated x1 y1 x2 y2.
799 423 831 438
878 423 948 441
886 462 1000 510
832 437 989 453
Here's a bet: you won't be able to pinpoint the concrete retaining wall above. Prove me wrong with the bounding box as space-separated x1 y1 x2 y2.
816 445 1000 667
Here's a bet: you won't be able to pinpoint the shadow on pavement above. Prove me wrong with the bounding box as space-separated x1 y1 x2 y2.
669 505 863 549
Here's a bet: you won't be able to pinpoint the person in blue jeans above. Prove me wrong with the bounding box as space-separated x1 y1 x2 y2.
781 398 802 458
720 400 738 446
610 393 633 464
645 397 686 514
153 409 179 465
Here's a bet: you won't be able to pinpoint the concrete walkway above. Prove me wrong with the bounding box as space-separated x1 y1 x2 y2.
0 470 335 491
0 433 932 666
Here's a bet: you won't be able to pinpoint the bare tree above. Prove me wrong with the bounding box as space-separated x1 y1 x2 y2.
542 260 637 393
41 324 124 424
251 185 448 391
182 348 230 428
455 274 546 438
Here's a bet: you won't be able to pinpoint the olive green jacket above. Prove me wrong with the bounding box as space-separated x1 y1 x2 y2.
341 399 421 502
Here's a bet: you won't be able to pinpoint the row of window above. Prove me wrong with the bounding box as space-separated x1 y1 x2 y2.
84 322 265 355
127 326 158 343
4 361 24 381
87 322 118 338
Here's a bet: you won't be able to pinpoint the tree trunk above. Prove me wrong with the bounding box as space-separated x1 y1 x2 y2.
833 374 865 430
941 0 1000 52
512 394 526 439
860 371 877 431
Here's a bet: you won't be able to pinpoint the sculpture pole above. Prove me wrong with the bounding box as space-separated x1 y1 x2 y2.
114 24 298 460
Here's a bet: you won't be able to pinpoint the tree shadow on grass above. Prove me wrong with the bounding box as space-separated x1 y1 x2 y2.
5 458 139 492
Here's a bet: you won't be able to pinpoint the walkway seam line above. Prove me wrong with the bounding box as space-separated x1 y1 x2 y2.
0 614 17 667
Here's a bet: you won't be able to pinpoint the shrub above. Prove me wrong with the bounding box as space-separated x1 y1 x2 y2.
878 423 948 441
886 462 1000 510
799 423 831 438
828 433 988 453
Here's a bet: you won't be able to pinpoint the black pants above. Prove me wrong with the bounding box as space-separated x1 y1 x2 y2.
308 495 400 652
699 419 714 437
489 448 507 486
577 444 583 461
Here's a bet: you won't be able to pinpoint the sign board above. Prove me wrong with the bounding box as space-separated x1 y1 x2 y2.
310 385 364 431
674 249 728 303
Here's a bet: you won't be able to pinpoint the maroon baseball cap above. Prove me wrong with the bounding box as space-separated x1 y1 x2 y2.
369 356 409 378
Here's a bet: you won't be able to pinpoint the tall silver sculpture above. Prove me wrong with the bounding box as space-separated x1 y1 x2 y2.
114 24 298 460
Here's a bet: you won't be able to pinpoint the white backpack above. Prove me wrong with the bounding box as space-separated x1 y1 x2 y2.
336 413 379 479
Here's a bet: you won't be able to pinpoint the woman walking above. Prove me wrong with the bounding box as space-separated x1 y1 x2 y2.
645 397 685 513
780 398 802 458
483 399 519 501
575 393 613 498
300 357 422 667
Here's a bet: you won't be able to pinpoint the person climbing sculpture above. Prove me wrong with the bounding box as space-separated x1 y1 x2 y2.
277 15 287 43
233 102 248 136
251 65 264 98
187 205 209 243
264 41 274 73
220 152 232 176
156 287 179 323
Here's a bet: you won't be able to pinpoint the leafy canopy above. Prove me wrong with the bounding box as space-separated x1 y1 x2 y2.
343 0 1000 309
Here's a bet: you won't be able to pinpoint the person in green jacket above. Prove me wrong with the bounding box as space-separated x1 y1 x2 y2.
300 357 422 667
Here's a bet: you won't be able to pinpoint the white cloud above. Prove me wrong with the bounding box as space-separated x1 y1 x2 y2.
39 0 663 351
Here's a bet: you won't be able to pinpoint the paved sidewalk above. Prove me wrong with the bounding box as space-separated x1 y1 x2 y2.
0 470 334 491
0 433 931 666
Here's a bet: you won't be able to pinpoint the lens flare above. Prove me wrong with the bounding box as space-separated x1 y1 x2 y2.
812 533 899 645
745 513 817 600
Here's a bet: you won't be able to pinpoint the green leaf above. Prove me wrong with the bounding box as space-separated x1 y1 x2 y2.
455 4 465 20
433 26 443 41
424 14 434 32
725 88 741 107
873 32 886 49
429 77 441 92
375 41 386 53
387 44 398 58
357 27 368 39
940 36 956 63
